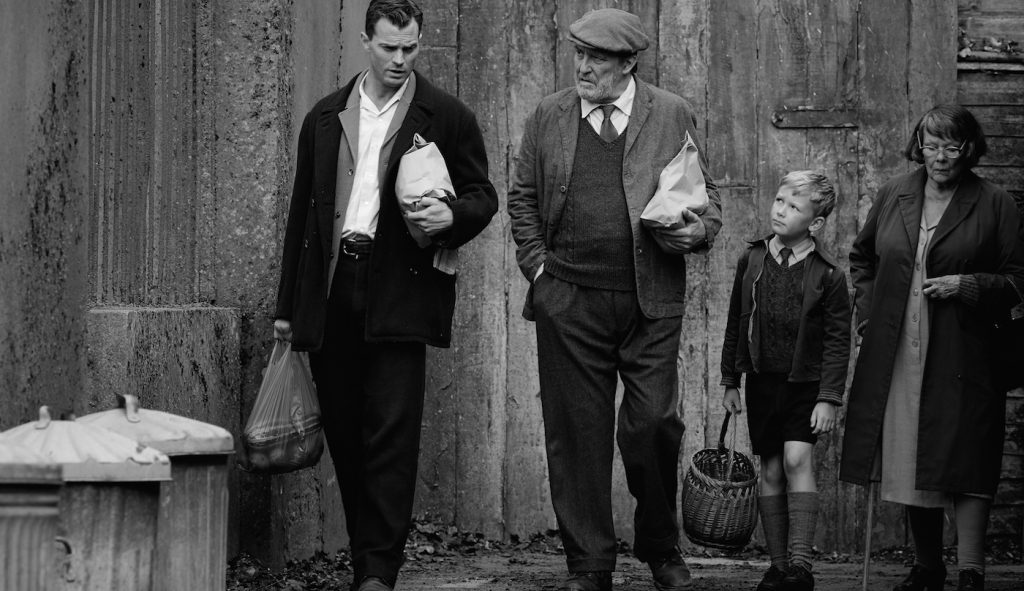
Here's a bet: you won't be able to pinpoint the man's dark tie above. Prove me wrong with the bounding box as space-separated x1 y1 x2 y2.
599 104 618 142
779 247 793 268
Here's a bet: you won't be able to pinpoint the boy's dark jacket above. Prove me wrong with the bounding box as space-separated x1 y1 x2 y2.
720 236 852 404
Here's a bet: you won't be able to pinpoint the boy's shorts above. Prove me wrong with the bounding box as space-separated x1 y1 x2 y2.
743 372 819 457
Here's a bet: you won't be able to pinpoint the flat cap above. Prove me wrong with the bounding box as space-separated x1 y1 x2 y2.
568 8 649 54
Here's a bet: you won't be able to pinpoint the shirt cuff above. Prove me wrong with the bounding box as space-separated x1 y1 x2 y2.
957 274 980 306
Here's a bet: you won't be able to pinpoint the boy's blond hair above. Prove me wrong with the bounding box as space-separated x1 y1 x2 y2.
779 170 836 219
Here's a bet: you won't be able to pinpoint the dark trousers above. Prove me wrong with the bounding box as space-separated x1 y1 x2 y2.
533 274 684 572
309 255 426 585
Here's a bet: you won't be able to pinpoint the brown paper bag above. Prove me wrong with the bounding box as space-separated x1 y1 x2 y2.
640 132 709 231
396 133 456 248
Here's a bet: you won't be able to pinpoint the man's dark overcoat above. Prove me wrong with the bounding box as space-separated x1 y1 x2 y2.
275 72 497 350
839 168 1024 494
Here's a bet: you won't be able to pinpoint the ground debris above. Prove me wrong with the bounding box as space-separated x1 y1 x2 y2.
226 519 1022 590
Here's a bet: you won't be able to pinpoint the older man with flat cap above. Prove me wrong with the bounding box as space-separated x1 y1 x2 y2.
508 8 721 591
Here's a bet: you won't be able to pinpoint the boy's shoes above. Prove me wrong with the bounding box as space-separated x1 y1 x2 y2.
648 547 692 589
755 564 789 591
781 564 814 591
892 564 947 591
957 569 984 591
558 571 612 591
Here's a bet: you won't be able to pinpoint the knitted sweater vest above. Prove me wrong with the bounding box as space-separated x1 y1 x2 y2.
545 120 635 291
758 255 806 373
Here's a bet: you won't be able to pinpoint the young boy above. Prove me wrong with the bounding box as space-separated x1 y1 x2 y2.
720 171 851 591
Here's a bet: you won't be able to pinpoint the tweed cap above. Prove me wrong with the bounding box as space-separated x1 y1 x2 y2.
568 8 650 55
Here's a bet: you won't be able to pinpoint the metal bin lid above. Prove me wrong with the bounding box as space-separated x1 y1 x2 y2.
0 407 171 483
77 395 234 456
0 440 62 484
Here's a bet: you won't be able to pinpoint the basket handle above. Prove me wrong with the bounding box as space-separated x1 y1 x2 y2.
717 412 738 483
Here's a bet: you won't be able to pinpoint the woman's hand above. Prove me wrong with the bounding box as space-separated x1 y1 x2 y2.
723 388 743 415
810 402 836 435
923 274 960 299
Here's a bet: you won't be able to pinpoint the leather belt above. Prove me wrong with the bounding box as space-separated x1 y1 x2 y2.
340 236 373 259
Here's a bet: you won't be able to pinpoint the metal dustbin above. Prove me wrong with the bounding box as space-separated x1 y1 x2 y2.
1 406 171 591
78 394 234 591
0 440 62 591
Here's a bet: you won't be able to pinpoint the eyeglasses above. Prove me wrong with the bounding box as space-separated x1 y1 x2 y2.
918 136 967 159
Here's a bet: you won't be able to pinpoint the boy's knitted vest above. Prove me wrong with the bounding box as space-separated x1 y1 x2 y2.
545 121 635 291
758 254 805 373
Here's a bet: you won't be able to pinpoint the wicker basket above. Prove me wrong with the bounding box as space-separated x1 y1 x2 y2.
680 412 758 551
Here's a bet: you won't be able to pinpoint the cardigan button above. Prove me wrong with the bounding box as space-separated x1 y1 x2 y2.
559 185 567 193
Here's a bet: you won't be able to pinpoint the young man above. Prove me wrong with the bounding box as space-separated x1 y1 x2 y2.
508 8 722 591
273 2 497 589
721 171 852 591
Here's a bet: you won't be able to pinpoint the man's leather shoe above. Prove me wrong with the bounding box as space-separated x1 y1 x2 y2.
558 571 612 591
755 564 788 591
782 564 814 591
957 569 984 591
648 547 692 590
354 576 392 591
893 564 946 591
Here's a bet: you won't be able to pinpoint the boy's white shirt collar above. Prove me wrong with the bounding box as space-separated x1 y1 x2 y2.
580 77 636 119
769 235 815 264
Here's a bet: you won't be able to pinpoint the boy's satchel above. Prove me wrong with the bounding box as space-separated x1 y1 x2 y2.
680 412 758 551
640 131 709 232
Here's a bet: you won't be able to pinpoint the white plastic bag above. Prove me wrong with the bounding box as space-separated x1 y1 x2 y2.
239 341 323 473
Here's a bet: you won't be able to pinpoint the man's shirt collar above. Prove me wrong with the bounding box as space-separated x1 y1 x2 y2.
580 76 636 119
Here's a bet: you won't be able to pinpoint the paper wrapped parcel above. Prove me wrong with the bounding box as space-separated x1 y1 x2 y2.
640 132 709 231
395 133 459 274
396 133 455 247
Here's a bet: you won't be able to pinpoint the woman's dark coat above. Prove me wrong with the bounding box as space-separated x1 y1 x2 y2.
839 168 1024 494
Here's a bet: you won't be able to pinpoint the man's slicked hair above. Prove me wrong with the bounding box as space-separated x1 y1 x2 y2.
365 0 423 38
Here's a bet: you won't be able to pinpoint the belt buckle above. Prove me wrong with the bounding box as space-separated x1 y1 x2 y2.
342 239 369 259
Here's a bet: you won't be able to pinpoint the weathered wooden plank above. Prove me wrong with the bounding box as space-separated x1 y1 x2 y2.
958 70 1024 105
959 0 1024 14
626 0 660 87
707 0 756 184
969 105 1024 137
982 137 1024 166
911 0 958 126
658 0 709 124
502 0 559 540
452 0 510 539
770 107 858 129
974 165 1024 189
660 0 712 553
411 0 464 531
960 14 1024 40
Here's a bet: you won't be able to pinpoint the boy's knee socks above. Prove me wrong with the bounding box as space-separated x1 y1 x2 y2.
788 491 819 570
758 494 789 567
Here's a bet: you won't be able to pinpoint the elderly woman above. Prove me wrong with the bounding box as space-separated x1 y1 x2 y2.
840 104 1024 591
